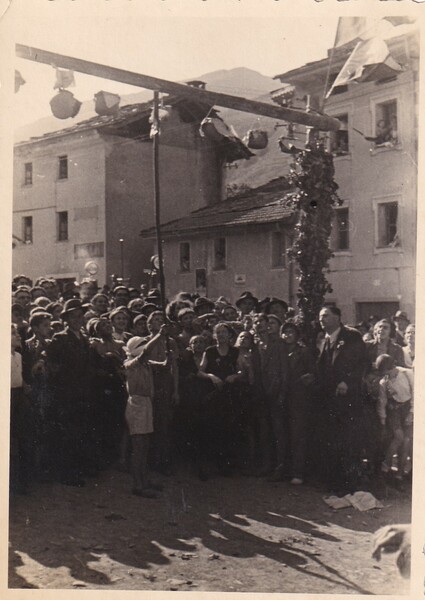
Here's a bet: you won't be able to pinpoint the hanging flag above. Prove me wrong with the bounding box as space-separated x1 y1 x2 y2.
54 68 75 90
15 70 26 93
326 38 403 97
335 16 415 48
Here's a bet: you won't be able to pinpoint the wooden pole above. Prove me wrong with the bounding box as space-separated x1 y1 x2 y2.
152 91 166 312
16 43 340 132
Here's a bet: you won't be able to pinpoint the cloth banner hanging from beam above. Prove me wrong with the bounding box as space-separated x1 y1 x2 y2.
326 37 403 98
334 16 415 48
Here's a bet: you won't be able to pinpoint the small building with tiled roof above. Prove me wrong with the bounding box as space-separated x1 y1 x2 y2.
140 178 297 303
13 94 252 287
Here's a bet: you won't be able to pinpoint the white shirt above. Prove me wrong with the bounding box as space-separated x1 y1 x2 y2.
378 367 414 421
11 351 23 388
402 346 414 369
325 326 341 348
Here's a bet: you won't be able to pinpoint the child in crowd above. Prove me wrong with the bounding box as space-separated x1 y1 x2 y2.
132 314 149 338
123 327 170 498
376 354 414 489
110 308 132 343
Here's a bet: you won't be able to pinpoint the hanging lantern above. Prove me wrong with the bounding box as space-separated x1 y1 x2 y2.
243 129 268 150
94 91 121 116
50 89 82 119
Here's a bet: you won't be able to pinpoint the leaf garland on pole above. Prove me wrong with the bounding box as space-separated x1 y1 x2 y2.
282 133 341 335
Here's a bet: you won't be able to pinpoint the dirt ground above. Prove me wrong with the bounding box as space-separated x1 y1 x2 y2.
8 465 410 594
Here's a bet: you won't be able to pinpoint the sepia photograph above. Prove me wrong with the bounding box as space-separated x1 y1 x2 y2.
1 0 422 596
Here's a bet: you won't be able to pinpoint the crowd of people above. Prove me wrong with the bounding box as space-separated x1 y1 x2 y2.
10 273 415 500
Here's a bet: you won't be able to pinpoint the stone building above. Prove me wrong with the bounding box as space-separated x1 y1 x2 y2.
12 96 250 288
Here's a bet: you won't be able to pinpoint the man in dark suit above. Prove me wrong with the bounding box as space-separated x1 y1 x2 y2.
46 299 93 486
317 306 367 495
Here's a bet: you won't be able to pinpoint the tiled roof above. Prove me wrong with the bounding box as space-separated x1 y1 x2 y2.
15 95 252 162
15 102 154 146
140 180 295 238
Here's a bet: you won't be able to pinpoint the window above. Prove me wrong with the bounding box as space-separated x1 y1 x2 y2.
377 201 399 248
58 155 68 179
331 207 350 251
213 237 226 270
179 242 191 272
22 216 33 243
24 162 33 185
329 114 349 155
374 100 398 146
57 211 68 241
74 242 104 259
271 230 287 267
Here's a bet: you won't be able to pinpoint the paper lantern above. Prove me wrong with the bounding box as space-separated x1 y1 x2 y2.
50 90 82 119
94 90 120 116
244 129 268 150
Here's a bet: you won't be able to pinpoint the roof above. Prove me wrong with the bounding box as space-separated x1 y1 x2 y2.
15 94 253 162
273 31 418 85
140 178 295 239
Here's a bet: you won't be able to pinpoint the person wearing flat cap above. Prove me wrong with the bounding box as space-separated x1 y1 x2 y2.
264 297 288 324
45 299 95 487
392 310 410 347
194 297 215 317
235 291 259 317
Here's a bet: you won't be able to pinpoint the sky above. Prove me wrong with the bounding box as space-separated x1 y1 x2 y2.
5 1 342 126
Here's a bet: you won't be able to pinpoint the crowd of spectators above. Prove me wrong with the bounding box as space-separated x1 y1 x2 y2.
10 274 414 500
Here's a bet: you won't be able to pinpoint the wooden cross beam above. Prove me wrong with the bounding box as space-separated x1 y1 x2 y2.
16 43 340 131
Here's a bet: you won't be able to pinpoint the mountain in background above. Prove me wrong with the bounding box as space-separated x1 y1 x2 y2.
14 66 292 189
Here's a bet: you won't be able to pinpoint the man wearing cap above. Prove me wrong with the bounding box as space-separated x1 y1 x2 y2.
235 292 259 317
194 297 215 317
46 299 94 486
111 286 130 309
392 311 410 347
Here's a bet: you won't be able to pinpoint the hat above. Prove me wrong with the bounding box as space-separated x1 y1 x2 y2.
264 297 288 313
194 297 215 314
235 291 259 309
393 310 409 321
140 302 158 316
123 336 146 358
61 298 87 319
109 307 130 321
258 297 271 311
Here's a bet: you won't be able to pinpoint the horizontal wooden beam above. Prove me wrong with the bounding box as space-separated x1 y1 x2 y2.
16 43 340 131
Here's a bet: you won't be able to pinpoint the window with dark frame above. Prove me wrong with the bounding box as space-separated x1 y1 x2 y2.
213 237 226 270
57 211 68 241
24 162 33 185
377 201 399 248
329 114 349 156
332 207 350 251
374 100 398 146
271 230 287 267
179 242 191 272
58 155 68 179
22 216 33 243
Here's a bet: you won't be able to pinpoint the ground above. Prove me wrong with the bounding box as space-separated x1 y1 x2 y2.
9 466 410 594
